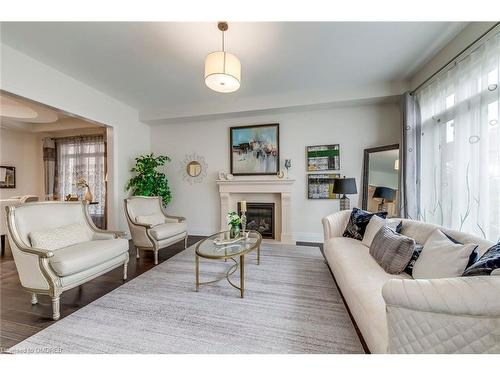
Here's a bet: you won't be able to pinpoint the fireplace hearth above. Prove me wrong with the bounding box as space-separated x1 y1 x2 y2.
238 202 275 239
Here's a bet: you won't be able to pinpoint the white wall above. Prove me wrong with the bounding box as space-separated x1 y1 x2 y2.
0 43 151 231
151 103 400 242
0 128 44 199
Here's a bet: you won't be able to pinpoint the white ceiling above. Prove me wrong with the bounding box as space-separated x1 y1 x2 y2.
0 94 59 123
0 22 467 123
0 92 103 132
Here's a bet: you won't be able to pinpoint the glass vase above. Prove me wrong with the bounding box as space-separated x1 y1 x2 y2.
229 225 240 239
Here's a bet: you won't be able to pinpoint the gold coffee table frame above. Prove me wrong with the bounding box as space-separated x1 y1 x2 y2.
195 230 262 298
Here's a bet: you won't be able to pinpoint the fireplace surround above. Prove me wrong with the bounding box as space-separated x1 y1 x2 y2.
217 178 295 243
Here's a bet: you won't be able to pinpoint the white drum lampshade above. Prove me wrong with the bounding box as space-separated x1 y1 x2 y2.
204 51 241 93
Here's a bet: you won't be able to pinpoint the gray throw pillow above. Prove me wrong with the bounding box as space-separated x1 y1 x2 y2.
369 226 416 274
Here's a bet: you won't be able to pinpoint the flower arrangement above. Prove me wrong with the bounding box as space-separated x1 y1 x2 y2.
76 178 89 189
227 211 241 238
76 178 93 202
227 212 241 227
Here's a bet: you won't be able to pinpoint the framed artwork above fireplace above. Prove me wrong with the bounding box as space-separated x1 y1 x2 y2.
230 123 279 176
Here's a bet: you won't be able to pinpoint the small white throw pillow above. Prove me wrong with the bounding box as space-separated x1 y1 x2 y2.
362 215 386 247
30 223 92 251
412 228 477 279
136 213 165 226
362 216 401 248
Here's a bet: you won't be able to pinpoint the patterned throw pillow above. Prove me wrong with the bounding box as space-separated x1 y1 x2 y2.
369 226 416 275
463 243 500 276
343 208 388 240
404 244 424 276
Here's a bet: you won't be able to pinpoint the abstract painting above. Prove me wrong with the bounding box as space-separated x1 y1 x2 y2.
230 124 279 175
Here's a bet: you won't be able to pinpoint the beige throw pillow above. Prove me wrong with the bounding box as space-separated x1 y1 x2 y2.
136 213 165 226
30 223 92 251
412 229 477 279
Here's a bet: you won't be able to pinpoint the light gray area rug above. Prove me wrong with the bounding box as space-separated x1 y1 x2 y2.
10 243 363 353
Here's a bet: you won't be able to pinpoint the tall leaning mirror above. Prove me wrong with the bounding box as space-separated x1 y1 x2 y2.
362 144 400 217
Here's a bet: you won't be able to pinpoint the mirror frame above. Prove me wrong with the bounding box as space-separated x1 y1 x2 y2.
186 161 202 177
361 143 399 211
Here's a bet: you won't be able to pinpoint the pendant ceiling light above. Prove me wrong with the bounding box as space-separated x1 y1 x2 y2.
204 22 241 93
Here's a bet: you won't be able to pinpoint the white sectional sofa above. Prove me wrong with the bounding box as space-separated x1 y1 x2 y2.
322 210 500 354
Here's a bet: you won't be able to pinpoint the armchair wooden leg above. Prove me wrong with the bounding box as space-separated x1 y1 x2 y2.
31 293 38 305
51 295 61 321
154 250 159 265
123 262 128 280
1 234 5 256
136 247 140 259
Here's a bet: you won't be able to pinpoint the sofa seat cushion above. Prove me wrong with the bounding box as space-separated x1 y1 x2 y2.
324 237 411 353
49 239 129 276
150 222 187 241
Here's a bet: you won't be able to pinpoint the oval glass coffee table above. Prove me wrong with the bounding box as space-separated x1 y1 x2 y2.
195 230 262 298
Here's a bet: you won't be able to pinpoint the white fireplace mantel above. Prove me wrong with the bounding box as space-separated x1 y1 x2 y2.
217 179 295 244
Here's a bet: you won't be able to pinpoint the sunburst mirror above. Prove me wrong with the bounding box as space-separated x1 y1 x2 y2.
180 153 208 184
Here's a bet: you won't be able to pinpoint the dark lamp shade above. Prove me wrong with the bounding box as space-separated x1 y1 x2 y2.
373 186 395 201
332 177 357 195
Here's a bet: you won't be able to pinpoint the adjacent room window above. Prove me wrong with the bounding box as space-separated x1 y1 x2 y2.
416 31 500 241
54 135 106 228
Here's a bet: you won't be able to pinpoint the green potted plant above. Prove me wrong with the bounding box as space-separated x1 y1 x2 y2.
125 153 172 206
227 211 241 238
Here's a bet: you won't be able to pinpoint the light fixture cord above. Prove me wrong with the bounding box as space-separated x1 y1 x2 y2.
222 28 226 73
221 28 225 52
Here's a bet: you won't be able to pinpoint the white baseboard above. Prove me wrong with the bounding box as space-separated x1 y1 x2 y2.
293 232 324 243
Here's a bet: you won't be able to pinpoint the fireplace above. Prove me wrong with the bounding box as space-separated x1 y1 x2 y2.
238 202 275 239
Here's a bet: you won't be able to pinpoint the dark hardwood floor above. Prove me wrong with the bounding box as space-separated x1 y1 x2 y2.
0 236 204 350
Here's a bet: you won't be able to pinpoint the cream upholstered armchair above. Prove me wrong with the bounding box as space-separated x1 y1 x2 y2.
124 196 187 265
6 201 129 320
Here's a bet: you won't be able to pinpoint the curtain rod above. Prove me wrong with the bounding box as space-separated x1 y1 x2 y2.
46 133 105 141
411 22 500 95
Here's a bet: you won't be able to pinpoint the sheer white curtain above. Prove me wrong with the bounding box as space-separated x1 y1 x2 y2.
54 135 106 228
417 31 500 242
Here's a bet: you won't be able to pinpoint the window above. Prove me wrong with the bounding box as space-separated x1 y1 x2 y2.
445 94 455 109
55 135 106 228
445 120 455 143
416 31 500 241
